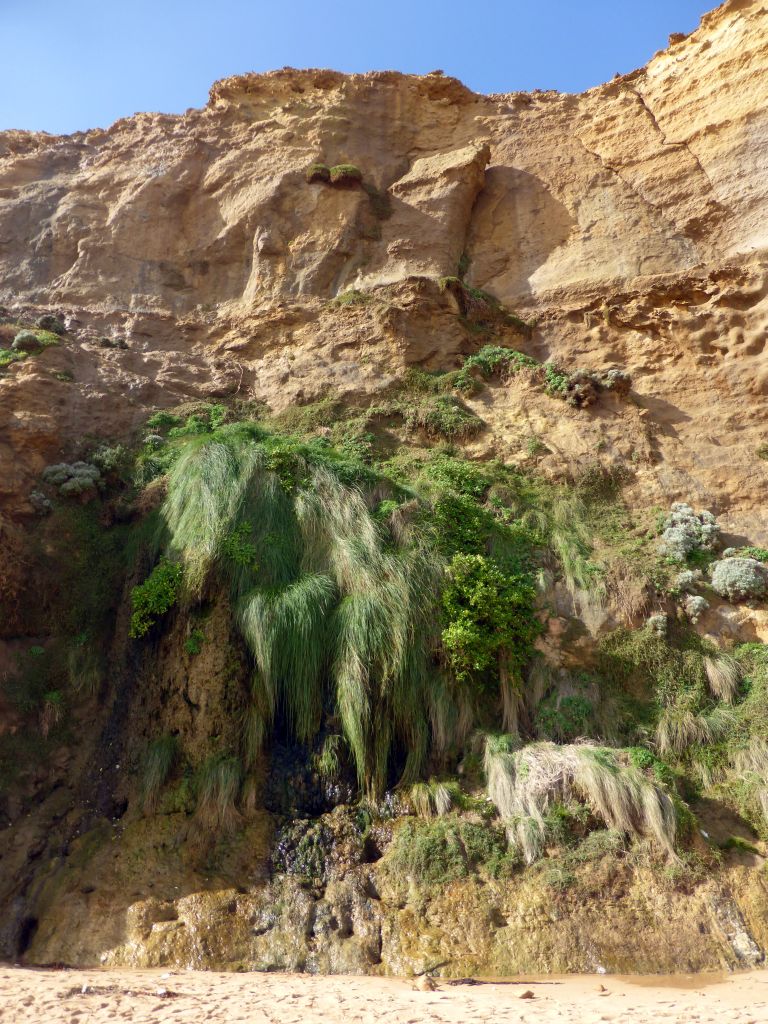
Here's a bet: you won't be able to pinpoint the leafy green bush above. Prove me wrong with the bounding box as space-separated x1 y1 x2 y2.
129 559 184 638
535 692 594 743
0 348 27 368
441 553 539 684
147 411 182 430
544 364 570 396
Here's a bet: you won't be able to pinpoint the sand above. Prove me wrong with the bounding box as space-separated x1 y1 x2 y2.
1 967 767 1024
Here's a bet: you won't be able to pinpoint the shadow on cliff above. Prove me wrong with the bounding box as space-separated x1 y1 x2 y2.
466 166 575 302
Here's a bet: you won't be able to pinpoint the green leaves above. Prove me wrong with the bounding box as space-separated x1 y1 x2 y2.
441 553 539 684
129 558 184 638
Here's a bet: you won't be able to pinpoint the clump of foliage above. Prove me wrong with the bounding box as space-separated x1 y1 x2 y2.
384 815 508 887
141 734 179 813
441 553 539 718
484 736 677 864
184 628 205 655
463 344 538 380
129 558 184 638
36 314 65 335
658 503 720 563
0 347 27 369
194 754 243 832
306 163 330 184
736 547 768 563
710 557 768 603
143 416 548 797
403 393 482 440
41 461 102 498
332 289 371 307
12 330 45 352
329 164 363 186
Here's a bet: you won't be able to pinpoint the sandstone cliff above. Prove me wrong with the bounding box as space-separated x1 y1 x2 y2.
1 0 768 976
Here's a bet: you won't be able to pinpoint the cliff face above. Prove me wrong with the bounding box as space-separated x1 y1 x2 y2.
1 0 767 532
2 0 767 307
2 0 768 976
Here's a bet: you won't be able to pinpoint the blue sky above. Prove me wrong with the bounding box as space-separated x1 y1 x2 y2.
3 1 708 135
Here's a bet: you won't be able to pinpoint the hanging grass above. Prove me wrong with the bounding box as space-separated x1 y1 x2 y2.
158 428 462 796
484 736 677 864
704 654 741 703
141 735 179 813
195 754 243 832
408 778 461 818
655 704 738 756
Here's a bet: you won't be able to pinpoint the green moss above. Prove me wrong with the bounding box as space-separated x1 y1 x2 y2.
332 289 371 307
306 163 330 183
329 164 363 186
719 835 760 854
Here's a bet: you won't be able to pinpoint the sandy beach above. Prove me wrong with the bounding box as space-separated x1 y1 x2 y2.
0 966 766 1024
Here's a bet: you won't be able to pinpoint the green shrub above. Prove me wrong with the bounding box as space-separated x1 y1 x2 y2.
306 162 330 184
441 553 539 684
12 330 44 352
36 314 65 335
147 411 182 430
544 363 570 396
332 289 370 306
129 559 184 638
0 348 27 368
385 816 507 887
431 492 495 556
402 393 482 440
738 547 768 563
329 164 363 186
535 692 594 743
184 628 205 655
464 345 538 379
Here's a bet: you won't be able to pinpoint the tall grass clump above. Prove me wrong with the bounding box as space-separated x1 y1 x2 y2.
703 653 741 703
483 736 676 864
195 754 243 832
141 734 179 813
157 425 464 796
655 704 738 756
